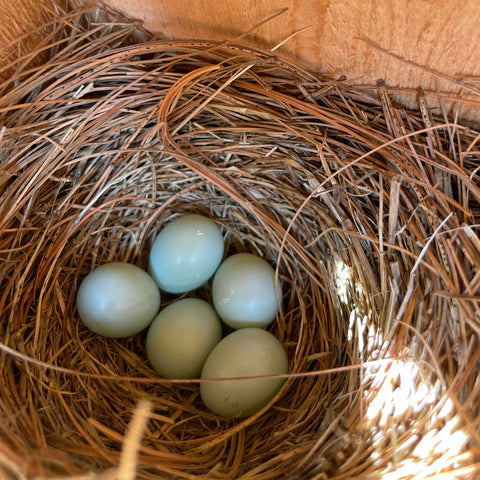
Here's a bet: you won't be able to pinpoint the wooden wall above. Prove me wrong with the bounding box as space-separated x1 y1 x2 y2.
2 0 480 120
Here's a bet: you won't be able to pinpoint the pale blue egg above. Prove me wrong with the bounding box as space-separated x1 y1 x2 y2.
200 328 288 417
212 253 282 329
76 262 161 337
149 214 224 294
146 298 222 379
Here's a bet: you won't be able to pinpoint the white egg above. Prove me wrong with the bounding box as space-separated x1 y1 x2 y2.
149 214 224 294
146 298 222 379
76 262 161 338
212 253 282 329
200 328 288 417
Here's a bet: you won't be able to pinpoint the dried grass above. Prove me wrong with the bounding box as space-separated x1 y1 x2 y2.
0 4 480 479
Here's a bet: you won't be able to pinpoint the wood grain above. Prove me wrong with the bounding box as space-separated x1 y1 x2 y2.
2 0 480 119
103 0 330 67
100 0 480 119
319 0 480 117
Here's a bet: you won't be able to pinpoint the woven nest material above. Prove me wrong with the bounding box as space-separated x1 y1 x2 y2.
1 5 480 480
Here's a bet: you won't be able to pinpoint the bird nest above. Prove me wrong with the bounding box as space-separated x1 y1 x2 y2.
1 5 480 480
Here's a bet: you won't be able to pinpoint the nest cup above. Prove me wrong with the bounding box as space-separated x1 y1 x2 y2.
1 6 480 479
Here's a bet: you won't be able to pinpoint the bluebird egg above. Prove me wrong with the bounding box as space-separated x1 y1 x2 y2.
212 253 282 329
146 298 222 379
76 262 161 337
149 214 224 294
200 328 288 417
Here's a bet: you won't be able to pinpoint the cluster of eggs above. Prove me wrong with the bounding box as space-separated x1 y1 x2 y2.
76 214 288 418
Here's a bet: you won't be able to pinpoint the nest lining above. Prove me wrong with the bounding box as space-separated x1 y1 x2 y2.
0 5 480 480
